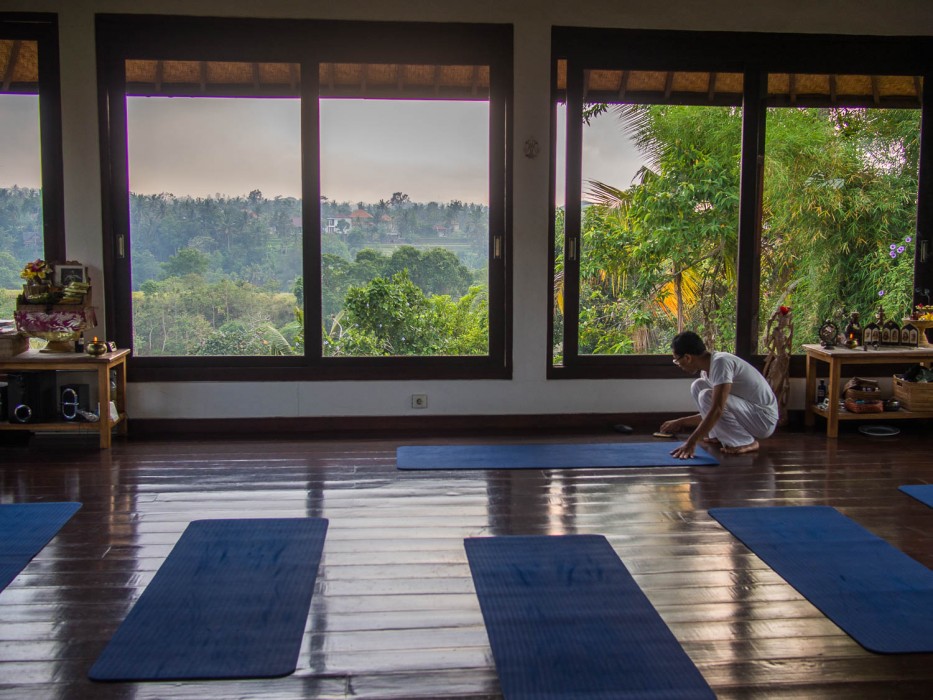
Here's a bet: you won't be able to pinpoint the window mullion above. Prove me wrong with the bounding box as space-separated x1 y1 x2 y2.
915 74 933 305
736 68 766 358
35 22 66 261
301 52 322 362
563 60 583 366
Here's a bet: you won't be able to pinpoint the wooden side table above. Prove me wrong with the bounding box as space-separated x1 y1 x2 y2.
0 348 130 448
803 343 933 437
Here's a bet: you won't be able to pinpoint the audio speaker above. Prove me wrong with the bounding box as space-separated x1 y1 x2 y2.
6 373 58 423
60 383 90 421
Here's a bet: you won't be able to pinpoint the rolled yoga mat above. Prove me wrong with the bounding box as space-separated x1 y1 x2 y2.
464 534 715 699
398 441 718 470
0 501 82 592
900 484 933 509
89 517 328 681
709 506 933 653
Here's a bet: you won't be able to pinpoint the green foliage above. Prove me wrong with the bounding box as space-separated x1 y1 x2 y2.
321 245 475 332
162 248 209 278
761 107 920 348
2 188 492 359
131 275 296 356
0 288 18 319
337 271 430 355
387 246 473 298
0 187 43 267
128 191 305 293
197 319 296 356
0 250 26 289
324 270 487 356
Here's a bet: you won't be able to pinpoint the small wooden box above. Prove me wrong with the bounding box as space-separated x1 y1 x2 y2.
893 376 933 411
0 332 29 358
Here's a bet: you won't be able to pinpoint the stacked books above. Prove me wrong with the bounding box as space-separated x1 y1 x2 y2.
61 281 91 304
0 320 28 358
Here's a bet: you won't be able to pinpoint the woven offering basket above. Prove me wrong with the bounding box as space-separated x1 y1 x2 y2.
844 398 884 414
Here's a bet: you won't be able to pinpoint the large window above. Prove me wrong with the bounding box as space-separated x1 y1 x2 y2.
98 17 512 380
554 75 743 363
319 69 491 358
551 28 932 377
126 83 302 358
0 16 64 319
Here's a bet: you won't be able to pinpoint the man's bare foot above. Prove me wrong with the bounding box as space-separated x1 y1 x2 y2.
702 437 721 445
721 441 760 455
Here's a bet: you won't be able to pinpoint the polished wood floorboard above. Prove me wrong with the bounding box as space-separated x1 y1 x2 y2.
1 423 932 699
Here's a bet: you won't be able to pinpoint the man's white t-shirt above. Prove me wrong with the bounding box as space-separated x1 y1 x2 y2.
704 351 779 422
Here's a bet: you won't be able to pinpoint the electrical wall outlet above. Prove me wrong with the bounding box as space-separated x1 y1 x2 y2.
411 394 428 409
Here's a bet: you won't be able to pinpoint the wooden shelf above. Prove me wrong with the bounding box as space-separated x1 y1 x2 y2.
0 349 130 448
0 414 127 431
803 343 933 437
811 405 933 421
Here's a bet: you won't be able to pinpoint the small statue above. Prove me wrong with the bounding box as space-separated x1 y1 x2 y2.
844 311 861 348
819 319 838 348
763 305 793 426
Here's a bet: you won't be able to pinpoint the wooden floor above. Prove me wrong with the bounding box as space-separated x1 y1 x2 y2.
1 422 932 699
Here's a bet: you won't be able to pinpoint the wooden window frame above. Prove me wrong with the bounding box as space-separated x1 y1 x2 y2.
1 13 65 261
97 15 513 382
550 27 933 379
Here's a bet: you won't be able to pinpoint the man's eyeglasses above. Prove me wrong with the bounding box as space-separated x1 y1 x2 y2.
672 354 684 365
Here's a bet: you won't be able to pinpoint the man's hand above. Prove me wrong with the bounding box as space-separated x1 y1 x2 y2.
670 438 697 459
659 418 683 434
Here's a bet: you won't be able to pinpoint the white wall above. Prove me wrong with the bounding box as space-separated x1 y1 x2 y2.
7 1 932 419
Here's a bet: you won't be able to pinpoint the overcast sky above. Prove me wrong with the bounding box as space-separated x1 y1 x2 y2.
0 95 645 205
0 95 41 188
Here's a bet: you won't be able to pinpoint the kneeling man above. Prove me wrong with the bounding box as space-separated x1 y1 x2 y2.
661 331 778 459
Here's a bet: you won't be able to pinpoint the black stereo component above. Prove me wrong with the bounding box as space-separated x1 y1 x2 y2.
6 373 58 423
60 383 90 421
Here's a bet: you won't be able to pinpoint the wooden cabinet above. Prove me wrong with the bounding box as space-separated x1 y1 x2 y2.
0 349 129 448
803 343 933 437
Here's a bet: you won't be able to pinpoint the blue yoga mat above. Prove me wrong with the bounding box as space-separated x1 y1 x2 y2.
709 506 933 654
900 484 933 509
398 442 718 470
89 517 328 681
464 535 715 699
0 502 81 592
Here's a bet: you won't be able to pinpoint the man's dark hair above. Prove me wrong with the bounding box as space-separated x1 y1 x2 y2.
671 331 707 357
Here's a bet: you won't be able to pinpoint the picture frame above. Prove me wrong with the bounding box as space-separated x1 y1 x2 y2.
54 262 88 287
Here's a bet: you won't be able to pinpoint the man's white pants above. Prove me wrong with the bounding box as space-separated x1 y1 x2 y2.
691 377 777 448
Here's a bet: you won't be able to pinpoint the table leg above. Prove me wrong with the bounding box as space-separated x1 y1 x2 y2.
115 358 128 436
98 363 112 449
826 358 842 438
805 354 817 428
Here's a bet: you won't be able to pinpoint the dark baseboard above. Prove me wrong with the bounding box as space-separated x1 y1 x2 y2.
128 412 683 440
127 409 818 440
